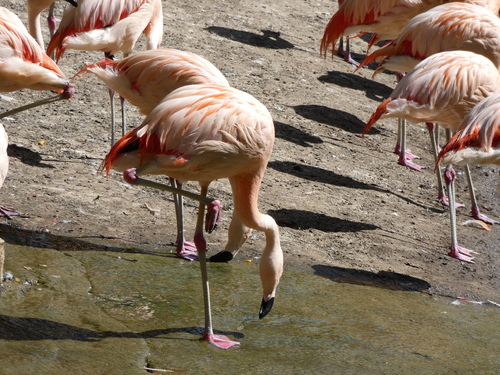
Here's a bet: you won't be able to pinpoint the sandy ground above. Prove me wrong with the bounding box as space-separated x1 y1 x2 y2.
0 0 499 304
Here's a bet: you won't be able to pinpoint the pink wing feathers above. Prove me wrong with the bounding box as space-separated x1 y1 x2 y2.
363 51 500 134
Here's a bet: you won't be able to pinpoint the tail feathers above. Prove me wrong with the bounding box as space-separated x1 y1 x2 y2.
46 33 63 61
437 127 481 165
362 98 391 136
46 36 67 63
100 129 182 176
320 11 351 58
100 129 140 176
72 58 117 80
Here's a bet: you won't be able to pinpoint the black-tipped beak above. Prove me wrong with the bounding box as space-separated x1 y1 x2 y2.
259 297 275 319
65 0 78 7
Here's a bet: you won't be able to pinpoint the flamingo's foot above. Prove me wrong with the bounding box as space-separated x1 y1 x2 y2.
205 200 221 233
438 192 465 209
203 332 240 350
209 251 234 263
176 241 198 261
448 245 476 263
394 144 421 160
343 54 360 67
0 206 20 220
471 208 499 225
397 156 423 171
438 192 450 206
336 48 359 66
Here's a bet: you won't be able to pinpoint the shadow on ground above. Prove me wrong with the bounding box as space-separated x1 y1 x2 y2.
312 264 431 292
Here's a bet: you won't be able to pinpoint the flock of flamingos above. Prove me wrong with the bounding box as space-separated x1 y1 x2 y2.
0 0 499 349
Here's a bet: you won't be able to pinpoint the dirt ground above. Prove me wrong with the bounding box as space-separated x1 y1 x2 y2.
1 0 499 303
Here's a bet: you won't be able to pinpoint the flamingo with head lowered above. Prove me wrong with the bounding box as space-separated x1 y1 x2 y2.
101 83 283 349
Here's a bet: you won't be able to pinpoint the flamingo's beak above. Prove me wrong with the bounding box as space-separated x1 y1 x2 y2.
259 297 275 319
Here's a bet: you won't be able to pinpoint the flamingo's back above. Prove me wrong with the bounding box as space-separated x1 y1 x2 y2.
102 84 275 183
320 0 448 57
363 51 500 134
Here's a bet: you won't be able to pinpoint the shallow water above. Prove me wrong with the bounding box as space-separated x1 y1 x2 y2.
0 235 499 375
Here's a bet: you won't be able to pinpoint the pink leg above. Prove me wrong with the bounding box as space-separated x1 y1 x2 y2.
395 118 423 171
463 165 499 225
169 178 198 261
444 166 476 263
194 187 239 349
337 37 359 66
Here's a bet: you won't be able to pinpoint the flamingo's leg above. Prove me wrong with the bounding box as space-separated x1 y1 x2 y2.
395 118 423 171
109 88 116 145
464 165 499 225
169 178 198 261
443 166 476 263
427 123 450 206
195 185 240 349
338 36 359 66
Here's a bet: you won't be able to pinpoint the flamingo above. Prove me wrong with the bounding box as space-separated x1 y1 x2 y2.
435 94 500 263
363 50 500 262
46 0 163 143
74 48 231 261
0 7 74 117
101 83 283 349
357 2 500 203
26 0 78 52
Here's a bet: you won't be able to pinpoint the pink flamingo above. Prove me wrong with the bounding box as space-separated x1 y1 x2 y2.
358 2 500 205
75 48 230 261
0 7 74 118
436 93 500 262
363 50 500 262
101 83 283 349
46 0 163 142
